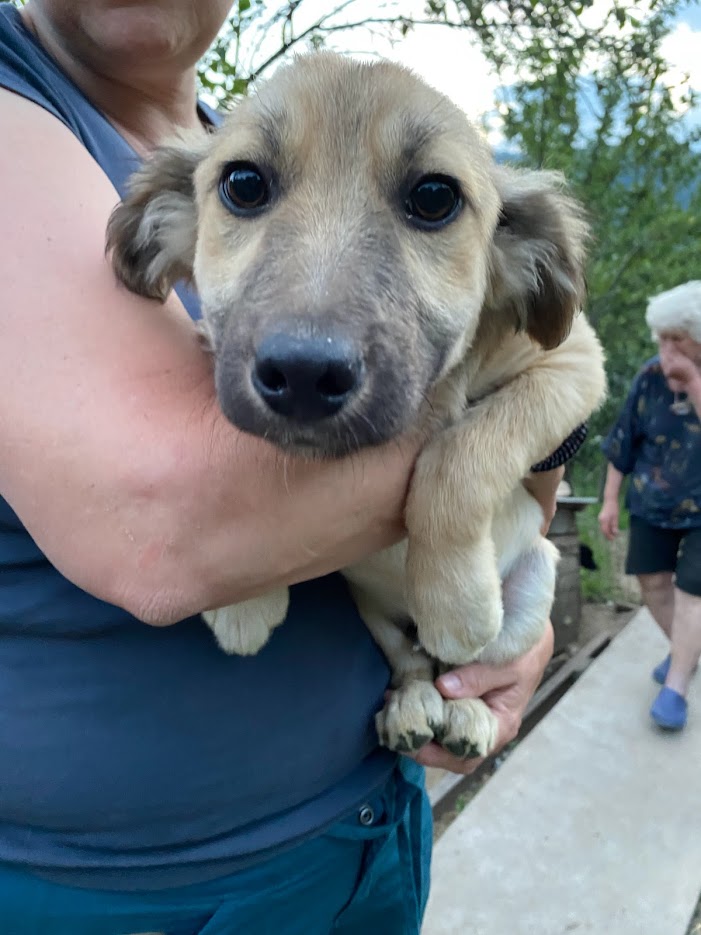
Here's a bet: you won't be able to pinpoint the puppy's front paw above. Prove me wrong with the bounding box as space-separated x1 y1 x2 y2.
376 680 444 753
408 544 503 665
203 588 289 655
415 589 503 666
436 698 499 759
376 684 500 760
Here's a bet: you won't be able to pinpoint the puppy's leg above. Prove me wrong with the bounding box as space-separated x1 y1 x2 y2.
363 600 499 759
436 536 559 759
352 594 442 754
406 342 601 666
405 428 504 665
407 529 503 666
203 588 290 655
480 535 558 666
356 593 497 759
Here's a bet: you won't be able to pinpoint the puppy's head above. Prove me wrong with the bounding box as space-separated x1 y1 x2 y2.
107 53 587 457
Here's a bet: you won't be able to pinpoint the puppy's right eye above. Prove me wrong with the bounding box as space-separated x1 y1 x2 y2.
405 175 462 229
219 162 270 215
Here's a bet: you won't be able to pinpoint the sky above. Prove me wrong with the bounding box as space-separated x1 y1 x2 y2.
240 0 701 144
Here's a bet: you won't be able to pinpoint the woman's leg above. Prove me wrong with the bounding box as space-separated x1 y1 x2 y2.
626 517 680 640
666 588 701 696
666 529 701 696
637 572 675 638
650 528 701 729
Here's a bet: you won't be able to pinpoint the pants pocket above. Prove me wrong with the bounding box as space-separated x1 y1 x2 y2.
329 759 432 935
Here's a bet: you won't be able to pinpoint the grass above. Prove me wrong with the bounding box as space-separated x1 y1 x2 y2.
576 502 631 603
567 459 635 606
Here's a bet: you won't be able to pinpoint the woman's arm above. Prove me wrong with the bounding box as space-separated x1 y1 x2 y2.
523 465 565 534
598 463 624 541
0 89 418 625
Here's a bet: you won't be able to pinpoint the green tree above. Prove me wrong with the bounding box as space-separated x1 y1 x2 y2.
482 0 700 490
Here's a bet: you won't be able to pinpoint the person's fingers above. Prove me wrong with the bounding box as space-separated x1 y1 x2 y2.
409 743 484 775
599 511 618 541
436 660 512 699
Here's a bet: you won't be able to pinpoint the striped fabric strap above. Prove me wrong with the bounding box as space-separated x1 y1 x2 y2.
530 422 588 473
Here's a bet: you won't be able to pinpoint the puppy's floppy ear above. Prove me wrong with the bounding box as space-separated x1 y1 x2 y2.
106 131 209 302
486 168 589 350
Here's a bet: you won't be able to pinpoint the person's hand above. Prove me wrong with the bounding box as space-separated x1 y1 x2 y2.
598 499 619 541
409 621 554 775
659 343 701 394
523 466 565 535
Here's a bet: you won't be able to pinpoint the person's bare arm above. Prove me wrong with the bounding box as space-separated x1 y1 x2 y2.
522 466 564 534
598 463 623 540
0 90 418 625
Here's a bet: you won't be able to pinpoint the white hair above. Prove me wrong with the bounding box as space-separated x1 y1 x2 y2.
646 280 701 343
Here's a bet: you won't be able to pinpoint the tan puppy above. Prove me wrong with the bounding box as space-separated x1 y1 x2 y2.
107 53 606 759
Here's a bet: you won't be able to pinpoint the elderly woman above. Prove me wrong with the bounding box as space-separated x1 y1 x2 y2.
600 281 701 731
0 1 569 932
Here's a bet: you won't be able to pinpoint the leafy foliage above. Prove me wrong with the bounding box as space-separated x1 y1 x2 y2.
485 0 700 491
197 0 430 103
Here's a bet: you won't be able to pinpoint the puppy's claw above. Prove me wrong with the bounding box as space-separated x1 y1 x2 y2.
376 681 444 753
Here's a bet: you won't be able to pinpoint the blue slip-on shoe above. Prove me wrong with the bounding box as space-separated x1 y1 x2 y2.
650 686 688 731
652 655 671 685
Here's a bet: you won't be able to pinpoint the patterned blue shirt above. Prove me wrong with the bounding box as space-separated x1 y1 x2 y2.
601 356 701 529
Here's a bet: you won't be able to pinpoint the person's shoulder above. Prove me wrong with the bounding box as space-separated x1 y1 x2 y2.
0 8 140 198
0 3 77 132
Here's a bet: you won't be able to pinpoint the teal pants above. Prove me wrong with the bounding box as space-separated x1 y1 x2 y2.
0 760 431 935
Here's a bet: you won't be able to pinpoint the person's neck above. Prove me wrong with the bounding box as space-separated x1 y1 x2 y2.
84 76 201 156
20 7 201 154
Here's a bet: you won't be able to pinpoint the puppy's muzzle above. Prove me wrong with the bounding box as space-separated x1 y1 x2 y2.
252 332 364 422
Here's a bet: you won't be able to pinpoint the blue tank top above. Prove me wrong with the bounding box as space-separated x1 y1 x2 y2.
0 2 393 891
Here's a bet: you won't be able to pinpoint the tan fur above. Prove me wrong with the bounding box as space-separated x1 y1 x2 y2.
107 52 607 759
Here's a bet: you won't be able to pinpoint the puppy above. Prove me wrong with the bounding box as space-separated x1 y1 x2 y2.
107 53 606 759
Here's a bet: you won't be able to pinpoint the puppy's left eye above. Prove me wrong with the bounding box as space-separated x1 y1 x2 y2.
219 162 270 215
406 175 462 228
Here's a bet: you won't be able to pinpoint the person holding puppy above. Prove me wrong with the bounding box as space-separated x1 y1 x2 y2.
0 1 571 931
599 281 701 731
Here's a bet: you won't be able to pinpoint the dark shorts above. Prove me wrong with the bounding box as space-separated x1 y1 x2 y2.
626 516 701 597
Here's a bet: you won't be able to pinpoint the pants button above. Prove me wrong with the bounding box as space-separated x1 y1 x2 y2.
358 804 375 826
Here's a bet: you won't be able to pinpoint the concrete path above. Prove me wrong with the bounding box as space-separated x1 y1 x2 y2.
423 609 701 935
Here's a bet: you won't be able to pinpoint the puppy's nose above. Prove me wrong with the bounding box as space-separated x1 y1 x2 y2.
252 333 363 421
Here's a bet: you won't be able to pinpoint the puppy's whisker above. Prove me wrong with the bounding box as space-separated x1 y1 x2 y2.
355 411 383 446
